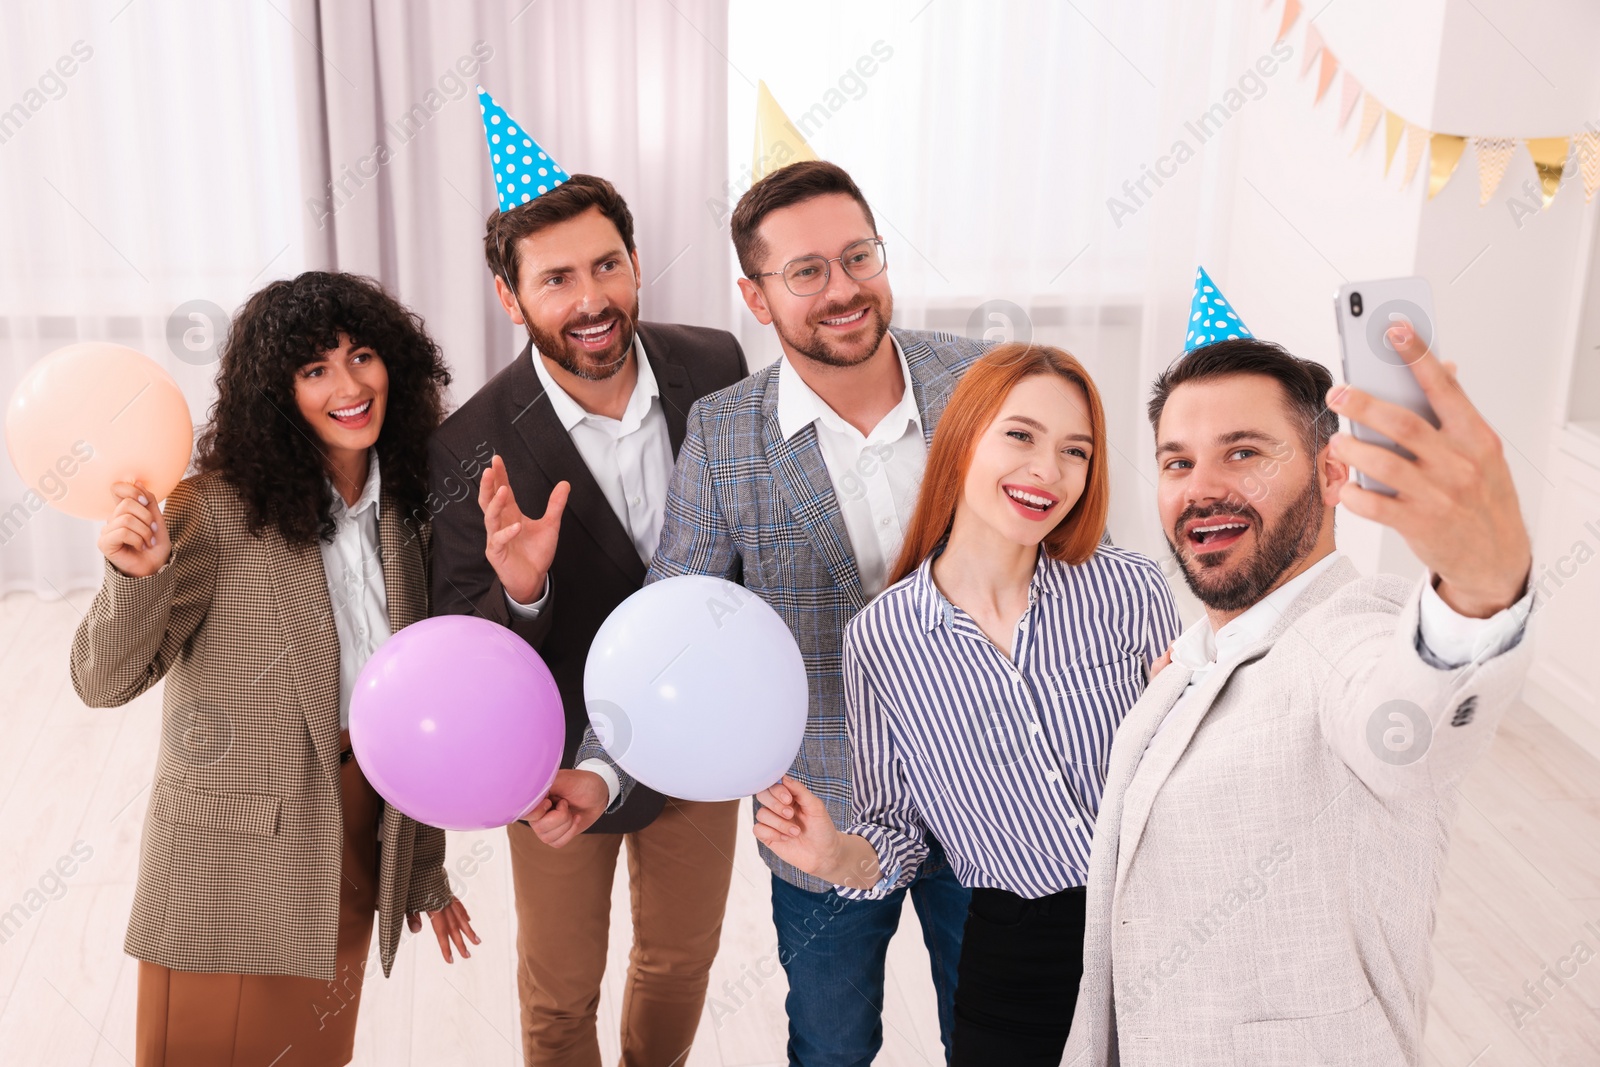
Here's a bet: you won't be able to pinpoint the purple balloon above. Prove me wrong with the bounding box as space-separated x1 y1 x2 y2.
350 615 564 831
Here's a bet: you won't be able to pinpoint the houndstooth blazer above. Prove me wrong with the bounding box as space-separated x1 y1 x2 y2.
69 470 452 982
1060 557 1533 1067
576 327 990 892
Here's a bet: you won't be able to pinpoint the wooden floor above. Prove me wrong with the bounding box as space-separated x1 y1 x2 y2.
0 590 1597 1066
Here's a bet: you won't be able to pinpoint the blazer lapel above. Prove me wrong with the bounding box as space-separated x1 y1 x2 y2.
762 372 867 610
636 322 696 454
505 344 647 585
895 328 964 446
1111 557 1363 894
263 527 344 785
378 492 427 632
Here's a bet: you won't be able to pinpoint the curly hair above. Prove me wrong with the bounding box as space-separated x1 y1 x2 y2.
194 272 452 546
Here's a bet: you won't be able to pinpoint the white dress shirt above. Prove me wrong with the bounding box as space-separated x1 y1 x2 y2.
776 334 925 599
508 338 674 801
1151 550 1531 741
319 450 391 731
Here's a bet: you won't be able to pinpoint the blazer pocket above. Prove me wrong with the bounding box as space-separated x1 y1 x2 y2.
151 780 282 837
1231 996 1401 1066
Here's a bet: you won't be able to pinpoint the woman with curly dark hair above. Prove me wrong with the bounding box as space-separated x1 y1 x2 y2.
69 271 477 1067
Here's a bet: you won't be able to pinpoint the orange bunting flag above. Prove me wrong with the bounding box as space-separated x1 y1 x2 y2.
1352 95 1383 154
1383 110 1405 176
1337 74 1362 129
1277 0 1302 42
1576 131 1600 203
1315 49 1339 104
1427 134 1467 200
1526 137 1570 209
1302 24 1324 76
1472 137 1519 205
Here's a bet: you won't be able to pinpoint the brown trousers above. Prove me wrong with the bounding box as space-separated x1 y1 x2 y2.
507 798 740 1067
135 739 381 1067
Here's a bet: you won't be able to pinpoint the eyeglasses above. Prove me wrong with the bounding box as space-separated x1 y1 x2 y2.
748 237 888 297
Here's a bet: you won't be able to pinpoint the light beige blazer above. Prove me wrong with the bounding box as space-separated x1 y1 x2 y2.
1062 557 1531 1066
70 471 451 981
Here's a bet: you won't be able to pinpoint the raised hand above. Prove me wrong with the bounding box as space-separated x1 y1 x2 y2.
520 769 609 848
97 481 170 578
479 454 570 605
1328 322 1531 618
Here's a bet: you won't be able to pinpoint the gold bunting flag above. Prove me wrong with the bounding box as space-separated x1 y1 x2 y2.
1473 137 1518 205
1428 134 1467 200
1526 137 1570 208
1315 49 1339 104
1400 123 1427 187
1353 95 1383 153
1383 110 1404 176
1576 131 1600 203
1337 73 1362 129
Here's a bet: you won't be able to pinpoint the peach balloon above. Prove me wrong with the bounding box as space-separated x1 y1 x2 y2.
5 343 194 520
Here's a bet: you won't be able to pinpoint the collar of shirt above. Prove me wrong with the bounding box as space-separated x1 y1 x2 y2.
326 449 382 526
911 548 1065 633
1169 550 1344 676
531 332 659 437
775 332 921 445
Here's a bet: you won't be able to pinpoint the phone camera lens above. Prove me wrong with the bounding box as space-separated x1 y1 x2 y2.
1350 292 1363 317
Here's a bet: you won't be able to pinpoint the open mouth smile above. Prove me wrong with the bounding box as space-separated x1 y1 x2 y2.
817 307 869 330
1186 518 1251 551
329 399 373 429
1004 484 1059 521
568 318 619 350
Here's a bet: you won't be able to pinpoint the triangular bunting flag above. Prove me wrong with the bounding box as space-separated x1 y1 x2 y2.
1428 134 1467 200
1473 137 1518 205
1301 25 1324 76
1315 49 1339 104
1400 123 1428 187
1526 136 1570 209
1576 131 1600 203
1337 74 1362 129
752 80 820 182
476 87 570 212
1184 266 1254 352
1277 0 1302 41
1352 95 1383 153
1383 110 1405 176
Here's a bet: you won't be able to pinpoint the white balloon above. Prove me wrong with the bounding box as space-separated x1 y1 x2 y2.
584 575 808 802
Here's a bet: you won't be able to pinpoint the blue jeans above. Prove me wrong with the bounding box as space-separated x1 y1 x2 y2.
770 839 970 1067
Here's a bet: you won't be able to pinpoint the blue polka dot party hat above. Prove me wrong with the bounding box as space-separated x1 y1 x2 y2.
1185 266 1253 351
477 86 570 212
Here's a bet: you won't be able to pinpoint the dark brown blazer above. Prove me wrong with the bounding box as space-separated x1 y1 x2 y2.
69 471 452 981
427 321 747 833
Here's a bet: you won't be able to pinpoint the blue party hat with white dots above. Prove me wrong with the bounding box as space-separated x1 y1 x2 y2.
1185 266 1253 351
478 86 570 212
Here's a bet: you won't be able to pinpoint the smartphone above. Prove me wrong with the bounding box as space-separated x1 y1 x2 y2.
1333 276 1440 496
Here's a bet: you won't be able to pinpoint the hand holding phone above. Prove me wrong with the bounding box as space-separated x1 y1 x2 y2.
1334 276 1440 495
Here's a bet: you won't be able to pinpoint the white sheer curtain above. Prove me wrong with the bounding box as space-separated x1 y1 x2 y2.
293 0 735 401
0 2 303 597
727 0 1258 564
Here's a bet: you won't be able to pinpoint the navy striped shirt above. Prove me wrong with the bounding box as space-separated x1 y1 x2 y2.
839 545 1180 899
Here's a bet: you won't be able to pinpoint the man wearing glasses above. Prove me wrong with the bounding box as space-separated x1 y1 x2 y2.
575 159 989 1064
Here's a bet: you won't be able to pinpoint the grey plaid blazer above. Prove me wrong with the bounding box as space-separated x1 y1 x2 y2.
1061 558 1532 1066
578 327 989 891
69 471 452 981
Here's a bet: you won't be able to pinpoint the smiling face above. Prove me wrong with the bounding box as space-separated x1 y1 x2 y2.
737 192 893 369
293 332 388 455
497 205 641 381
958 373 1095 548
1155 373 1338 614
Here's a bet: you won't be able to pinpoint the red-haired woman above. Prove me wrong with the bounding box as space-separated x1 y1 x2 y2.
752 343 1179 1064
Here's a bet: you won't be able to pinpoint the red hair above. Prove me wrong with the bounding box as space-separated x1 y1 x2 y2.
887 343 1110 586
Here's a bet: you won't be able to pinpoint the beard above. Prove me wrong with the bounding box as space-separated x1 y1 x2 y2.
774 290 893 368
1167 472 1325 614
524 294 640 382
